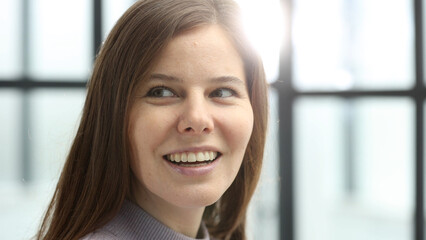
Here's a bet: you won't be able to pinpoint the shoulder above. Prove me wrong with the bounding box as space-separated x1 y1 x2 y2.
80 229 118 240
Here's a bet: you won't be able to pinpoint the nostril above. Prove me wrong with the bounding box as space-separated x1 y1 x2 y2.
178 117 213 134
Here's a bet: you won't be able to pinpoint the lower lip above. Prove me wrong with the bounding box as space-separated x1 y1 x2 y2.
164 157 220 176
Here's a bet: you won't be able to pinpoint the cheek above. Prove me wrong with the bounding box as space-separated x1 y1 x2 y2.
216 106 253 192
129 108 177 184
130 108 177 156
221 106 254 153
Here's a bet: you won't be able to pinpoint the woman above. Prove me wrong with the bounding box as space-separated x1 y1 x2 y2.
36 0 268 239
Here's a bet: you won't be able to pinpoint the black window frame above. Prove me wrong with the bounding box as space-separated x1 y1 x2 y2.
275 0 425 240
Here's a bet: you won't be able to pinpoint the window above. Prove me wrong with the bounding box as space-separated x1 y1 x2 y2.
275 0 425 240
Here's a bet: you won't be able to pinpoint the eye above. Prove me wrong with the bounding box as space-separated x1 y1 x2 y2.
146 86 176 98
209 88 236 98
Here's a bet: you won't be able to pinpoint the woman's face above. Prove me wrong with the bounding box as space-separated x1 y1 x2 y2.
129 25 253 210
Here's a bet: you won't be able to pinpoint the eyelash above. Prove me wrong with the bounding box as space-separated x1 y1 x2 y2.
145 86 177 98
145 86 239 98
209 88 238 98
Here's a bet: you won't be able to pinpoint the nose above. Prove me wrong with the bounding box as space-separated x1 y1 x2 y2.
177 96 214 135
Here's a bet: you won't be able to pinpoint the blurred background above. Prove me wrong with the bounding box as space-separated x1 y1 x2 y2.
0 0 422 240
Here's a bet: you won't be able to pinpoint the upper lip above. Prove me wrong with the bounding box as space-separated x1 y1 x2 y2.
163 146 221 156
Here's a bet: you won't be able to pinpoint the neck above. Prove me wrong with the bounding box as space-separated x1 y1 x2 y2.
132 185 205 238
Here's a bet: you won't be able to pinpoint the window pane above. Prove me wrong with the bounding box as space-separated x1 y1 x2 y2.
423 0 426 85
1 90 85 240
102 0 135 40
294 97 414 240
293 0 414 91
0 90 22 182
235 0 283 83
424 102 426 234
0 0 22 78
248 88 280 240
29 89 86 182
0 91 41 240
29 0 92 80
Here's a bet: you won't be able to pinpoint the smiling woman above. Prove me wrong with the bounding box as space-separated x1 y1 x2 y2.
35 0 268 240
128 26 254 237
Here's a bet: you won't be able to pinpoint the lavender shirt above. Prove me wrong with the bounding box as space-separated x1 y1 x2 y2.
82 200 211 240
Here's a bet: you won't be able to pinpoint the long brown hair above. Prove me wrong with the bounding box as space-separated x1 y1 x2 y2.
36 0 268 239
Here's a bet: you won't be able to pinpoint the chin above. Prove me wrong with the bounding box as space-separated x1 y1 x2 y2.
168 187 225 209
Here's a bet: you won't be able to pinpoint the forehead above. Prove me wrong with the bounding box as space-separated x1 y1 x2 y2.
150 24 245 81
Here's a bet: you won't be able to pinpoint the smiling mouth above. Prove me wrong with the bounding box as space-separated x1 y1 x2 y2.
163 151 221 167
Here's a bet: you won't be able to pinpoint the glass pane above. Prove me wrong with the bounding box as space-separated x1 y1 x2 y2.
294 97 414 240
0 0 22 78
247 88 280 240
293 0 414 91
1 90 86 240
102 0 135 40
423 0 426 85
0 90 22 182
424 102 426 236
29 89 86 182
0 91 40 240
29 0 92 80
236 0 283 82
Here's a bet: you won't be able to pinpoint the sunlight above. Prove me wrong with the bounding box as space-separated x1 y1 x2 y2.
235 0 285 82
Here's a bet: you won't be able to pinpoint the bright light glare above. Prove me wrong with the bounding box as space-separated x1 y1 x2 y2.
292 0 354 90
235 0 285 82
292 0 412 90
103 0 135 39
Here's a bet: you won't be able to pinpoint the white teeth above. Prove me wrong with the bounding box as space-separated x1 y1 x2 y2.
166 151 218 163
174 153 180 162
188 153 196 162
181 153 188 162
197 152 205 160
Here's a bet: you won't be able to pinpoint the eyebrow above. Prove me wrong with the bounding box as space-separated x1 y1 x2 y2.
149 73 183 83
149 73 245 86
